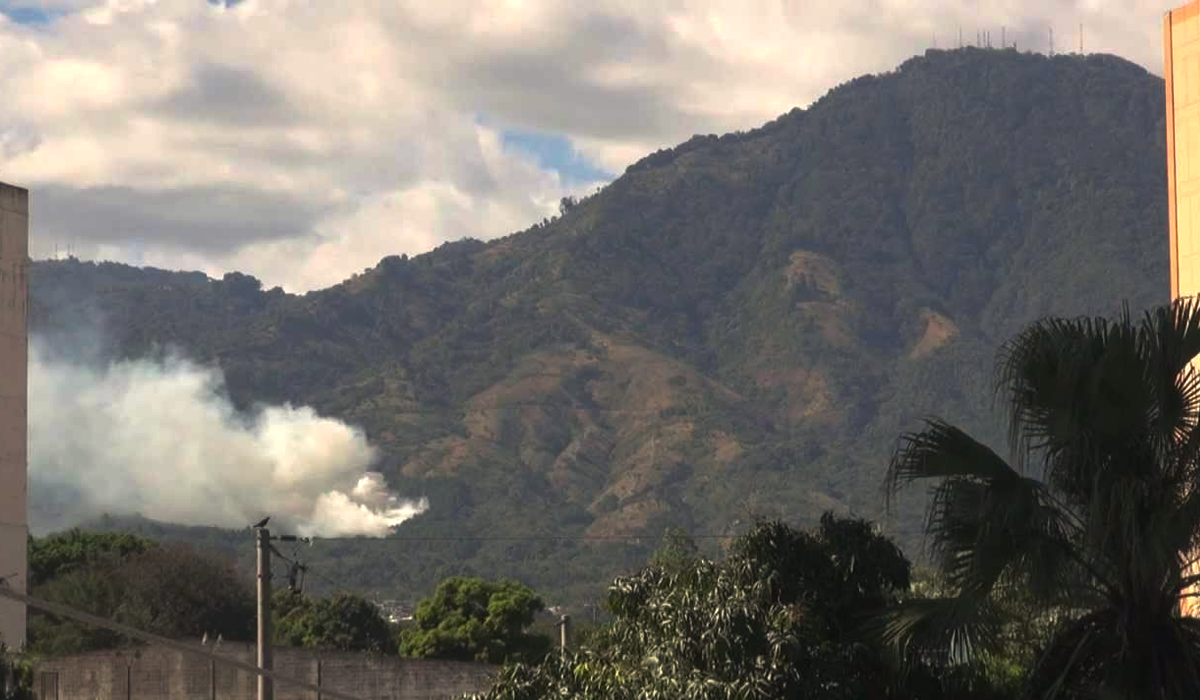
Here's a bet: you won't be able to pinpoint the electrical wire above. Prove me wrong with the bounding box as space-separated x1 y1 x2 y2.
267 541 358 597
299 566 358 596
304 533 740 542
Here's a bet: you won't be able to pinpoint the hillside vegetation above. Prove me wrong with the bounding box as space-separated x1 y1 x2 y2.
33 47 1170 604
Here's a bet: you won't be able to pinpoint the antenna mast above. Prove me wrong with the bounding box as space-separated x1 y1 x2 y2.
1049 27 1054 56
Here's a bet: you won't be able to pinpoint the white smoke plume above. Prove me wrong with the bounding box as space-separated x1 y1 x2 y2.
28 339 429 537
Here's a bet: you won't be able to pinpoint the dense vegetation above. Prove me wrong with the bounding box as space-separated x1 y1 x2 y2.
272 590 394 653
475 515 1017 700
20 519 1016 698
398 578 550 664
31 287 1200 700
23 531 253 656
882 300 1200 699
34 46 1170 605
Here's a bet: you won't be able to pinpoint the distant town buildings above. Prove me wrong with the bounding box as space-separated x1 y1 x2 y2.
373 600 415 624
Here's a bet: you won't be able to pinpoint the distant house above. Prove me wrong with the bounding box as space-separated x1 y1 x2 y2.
32 644 495 700
373 600 415 623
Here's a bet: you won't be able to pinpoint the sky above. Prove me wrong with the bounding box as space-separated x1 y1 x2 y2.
0 0 1185 292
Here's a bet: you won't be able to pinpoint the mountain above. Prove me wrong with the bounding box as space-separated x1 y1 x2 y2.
32 47 1170 604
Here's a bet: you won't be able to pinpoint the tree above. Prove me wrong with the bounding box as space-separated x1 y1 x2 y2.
28 539 253 655
28 530 156 586
399 577 550 664
648 527 698 572
883 300 1200 699
0 634 32 700
273 591 392 653
113 544 254 642
474 515 991 700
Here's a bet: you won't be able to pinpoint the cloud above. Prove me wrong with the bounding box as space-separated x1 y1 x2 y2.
27 338 429 537
0 1 1178 292
32 184 328 253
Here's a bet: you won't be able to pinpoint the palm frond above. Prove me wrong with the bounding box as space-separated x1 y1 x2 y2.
884 419 1019 501
1029 610 1200 700
994 311 1173 510
1141 299 1200 466
871 596 1006 669
995 317 1106 484
886 418 1096 607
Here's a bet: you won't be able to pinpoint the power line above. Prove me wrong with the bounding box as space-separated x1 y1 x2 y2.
0 584 370 700
267 539 360 597
257 531 744 596
304 533 741 542
266 544 309 593
298 565 356 595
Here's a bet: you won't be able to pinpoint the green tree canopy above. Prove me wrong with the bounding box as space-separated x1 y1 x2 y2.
475 514 1000 700
28 530 156 585
28 539 252 656
399 577 550 664
883 299 1200 699
273 591 392 653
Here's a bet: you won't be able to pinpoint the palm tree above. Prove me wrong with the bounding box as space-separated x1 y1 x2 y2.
882 299 1200 699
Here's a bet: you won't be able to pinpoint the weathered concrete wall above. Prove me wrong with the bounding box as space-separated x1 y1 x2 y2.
33 645 496 700
0 181 28 649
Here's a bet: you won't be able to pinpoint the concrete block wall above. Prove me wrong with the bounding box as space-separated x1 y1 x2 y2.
33 646 496 700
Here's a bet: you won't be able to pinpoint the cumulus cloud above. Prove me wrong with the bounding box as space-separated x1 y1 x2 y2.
0 0 1178 291
27 338 428 537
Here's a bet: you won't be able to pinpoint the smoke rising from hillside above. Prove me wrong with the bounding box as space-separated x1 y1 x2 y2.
28 339 428 537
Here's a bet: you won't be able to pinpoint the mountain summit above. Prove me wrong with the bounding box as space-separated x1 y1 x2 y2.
33 47 1170 602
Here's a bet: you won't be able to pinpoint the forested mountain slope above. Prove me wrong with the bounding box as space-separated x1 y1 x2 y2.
35 47 1170 603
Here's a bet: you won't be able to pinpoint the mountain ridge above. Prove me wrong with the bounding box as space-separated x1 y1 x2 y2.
32 46 1170 603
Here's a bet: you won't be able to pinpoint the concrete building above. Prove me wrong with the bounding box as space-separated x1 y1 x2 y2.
1166 2 1200 303
32 645 495 700
0 182 28 648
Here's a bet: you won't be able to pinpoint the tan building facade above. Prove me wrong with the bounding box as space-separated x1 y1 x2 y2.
0 182 28 648
1166 1 1200 301
1168 2 1200 618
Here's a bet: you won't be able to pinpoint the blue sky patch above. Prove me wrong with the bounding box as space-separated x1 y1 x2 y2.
0 2 67 25
500 128 614 185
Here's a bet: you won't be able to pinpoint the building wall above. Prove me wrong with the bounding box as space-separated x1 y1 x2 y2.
0 182 28 648
33 646 496 700
1168 1 1200 301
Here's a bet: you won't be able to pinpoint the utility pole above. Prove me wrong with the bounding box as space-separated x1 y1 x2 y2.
559 614 571 652
256 527 273 700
